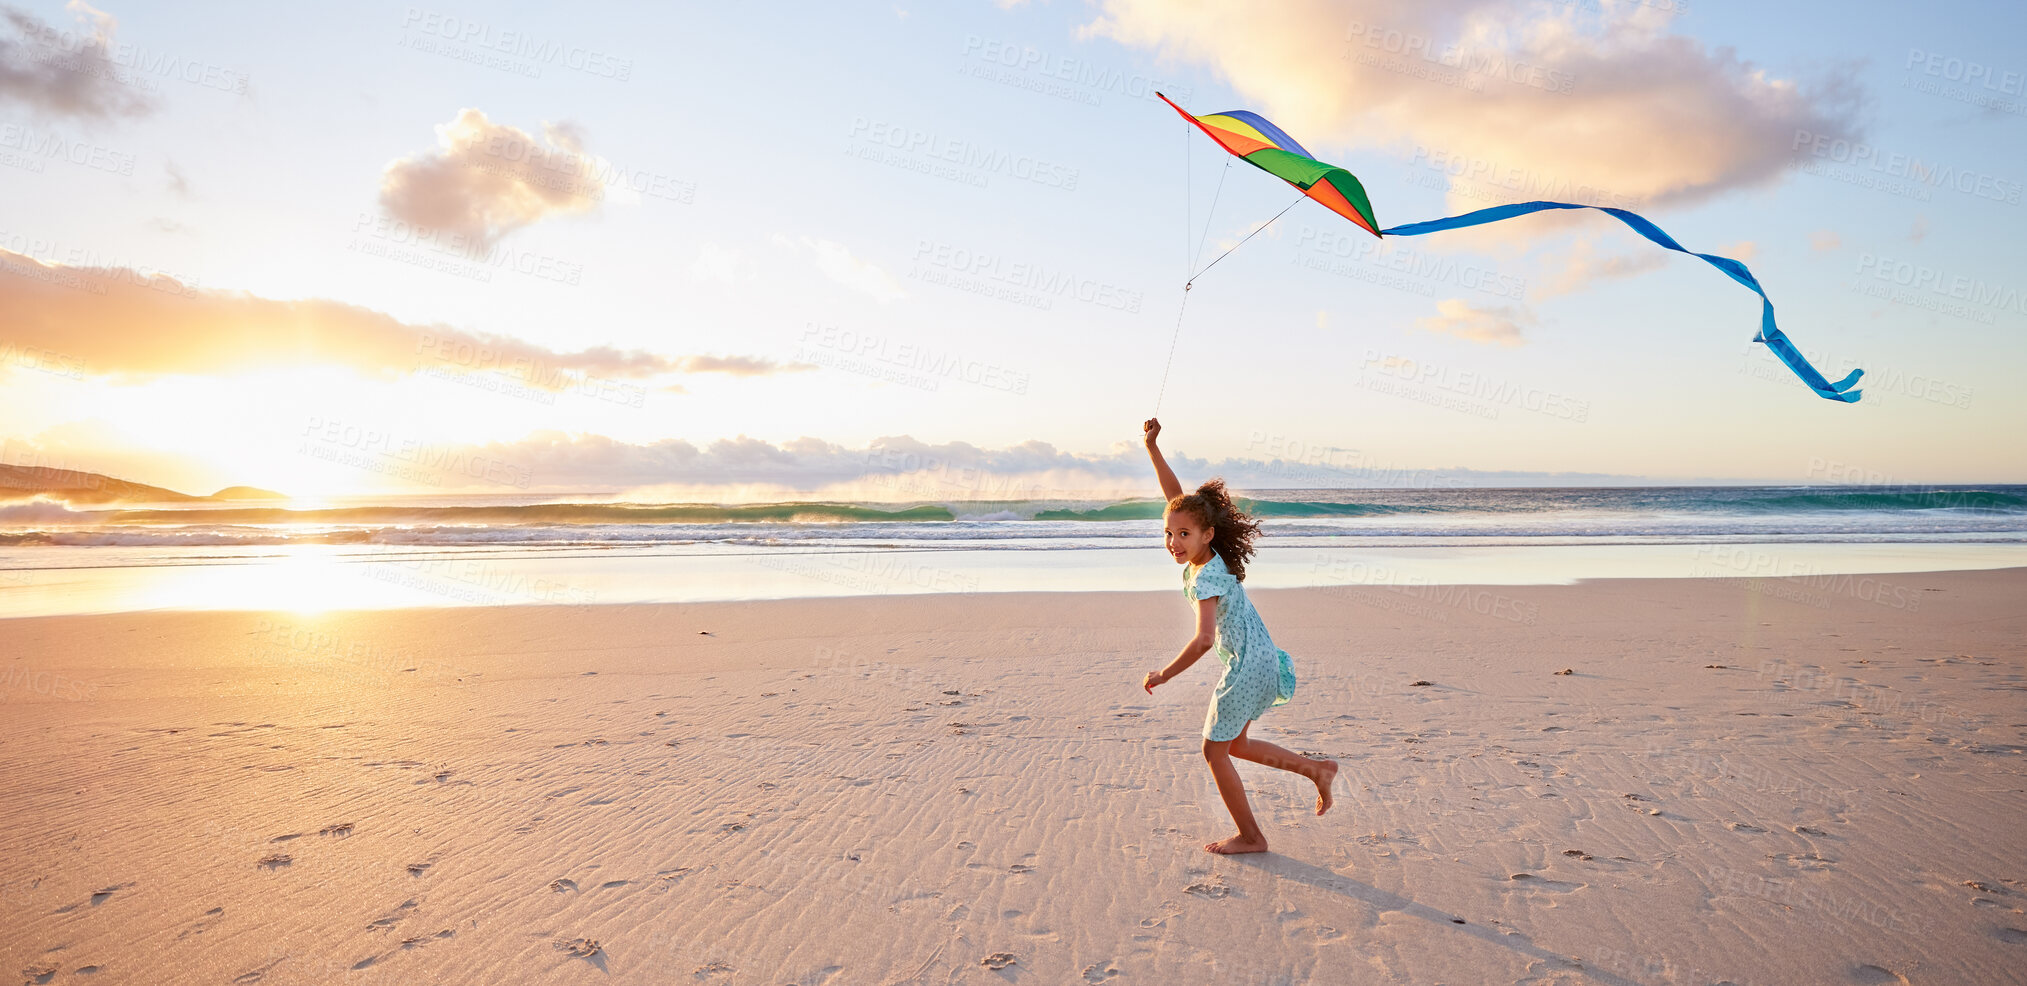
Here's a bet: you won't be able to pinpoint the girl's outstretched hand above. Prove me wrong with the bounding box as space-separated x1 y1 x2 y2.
1142 670 1165 694
1142 418 1161 448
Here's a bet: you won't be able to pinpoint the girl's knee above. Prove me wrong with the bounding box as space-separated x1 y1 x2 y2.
1201 738 1230 760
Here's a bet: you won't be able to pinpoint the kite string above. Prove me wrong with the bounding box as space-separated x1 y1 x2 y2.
1152 284 1191 417
1192 160 1231 273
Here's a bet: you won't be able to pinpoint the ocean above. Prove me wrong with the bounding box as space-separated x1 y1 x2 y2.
1 486 2024 617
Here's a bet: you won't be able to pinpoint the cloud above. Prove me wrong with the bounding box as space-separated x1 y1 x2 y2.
1083 0 1863 212
1415 298 1528 346
378 108 607 249
775 235 907 303
0 248 809 386
350 430 1652 494
1538 237 1669 297
1715 239 1756 262
1809 230 1840 252
0 1 157 119
675 355 815 377
688 243 750 283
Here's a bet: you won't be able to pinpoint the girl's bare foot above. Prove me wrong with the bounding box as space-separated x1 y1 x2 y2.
1314 759 1338 815
1204 833 1268 854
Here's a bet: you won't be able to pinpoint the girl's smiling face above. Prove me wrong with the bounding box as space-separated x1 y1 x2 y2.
1162 507 1215 566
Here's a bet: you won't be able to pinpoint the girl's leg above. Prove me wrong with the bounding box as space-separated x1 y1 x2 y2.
1201 737 1268 854
1230 721 1338 815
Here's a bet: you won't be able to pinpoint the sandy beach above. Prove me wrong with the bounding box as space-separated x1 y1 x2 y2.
3 569 2024 985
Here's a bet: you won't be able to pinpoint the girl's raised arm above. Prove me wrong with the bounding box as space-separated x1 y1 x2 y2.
1144 418 1183 503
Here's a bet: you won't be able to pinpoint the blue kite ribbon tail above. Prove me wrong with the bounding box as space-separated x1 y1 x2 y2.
1381 201 1864 403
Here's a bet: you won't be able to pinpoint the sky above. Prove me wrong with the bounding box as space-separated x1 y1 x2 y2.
1 0 2023 498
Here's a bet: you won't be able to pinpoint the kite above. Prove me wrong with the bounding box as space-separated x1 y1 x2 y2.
1154 92 1863 404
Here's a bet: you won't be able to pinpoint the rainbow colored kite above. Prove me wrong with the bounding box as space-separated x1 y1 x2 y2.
1155 93 1864 403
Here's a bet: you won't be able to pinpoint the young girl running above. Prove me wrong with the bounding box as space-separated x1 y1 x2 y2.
1140 418 1338 855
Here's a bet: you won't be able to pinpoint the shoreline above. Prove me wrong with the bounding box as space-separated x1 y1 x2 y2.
3 543 2025 620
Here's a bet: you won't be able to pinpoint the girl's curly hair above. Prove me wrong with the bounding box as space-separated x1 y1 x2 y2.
1167 478 1262 581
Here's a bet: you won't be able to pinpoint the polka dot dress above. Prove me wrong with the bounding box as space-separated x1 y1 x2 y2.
1184 552 1298 742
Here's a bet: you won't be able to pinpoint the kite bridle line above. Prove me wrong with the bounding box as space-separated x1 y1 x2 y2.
1152 179 1308 415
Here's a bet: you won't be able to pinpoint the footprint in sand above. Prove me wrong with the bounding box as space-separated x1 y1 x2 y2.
554 937 601 957
1184 879 1235 900
1727 822 1766 833
90 883 133 905
1849 964 1911 984
979 953 1017 970
407 862 430 876
1504 873 1585 894
22 964 56 984
365 900 418 931
319 822 354 837
400 930 454 949
1995 927 2027 945
1770 852 1835 872
1082 961 1121 982
550 879 579 893
257 854 292 869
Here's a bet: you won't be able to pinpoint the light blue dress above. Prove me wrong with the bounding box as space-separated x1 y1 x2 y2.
1183 552 1297 742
